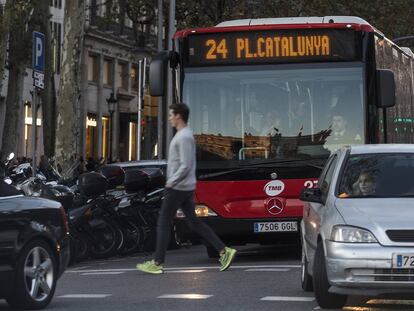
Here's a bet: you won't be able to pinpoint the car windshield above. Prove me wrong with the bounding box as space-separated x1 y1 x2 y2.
183 63 365 169
338 153 414 198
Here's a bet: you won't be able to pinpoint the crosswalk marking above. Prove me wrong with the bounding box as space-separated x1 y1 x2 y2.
158 294 213 299
81 272 125 276
67 264 300 274
58 294 112 299
261 296 315 302
245 268 290 272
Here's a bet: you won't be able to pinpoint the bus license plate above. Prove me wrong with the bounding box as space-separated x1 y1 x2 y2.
392 253 414 268
254 221 297 233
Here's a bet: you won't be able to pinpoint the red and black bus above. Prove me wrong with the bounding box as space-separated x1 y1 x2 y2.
149 16 411 257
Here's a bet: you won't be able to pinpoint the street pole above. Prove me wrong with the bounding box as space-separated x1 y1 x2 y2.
136 58 147 161
157 0 163 159
31 91 38 176
32 31 45 175
142 58 147 159
109 111 113 163
166 0 175 155
137 59 143 160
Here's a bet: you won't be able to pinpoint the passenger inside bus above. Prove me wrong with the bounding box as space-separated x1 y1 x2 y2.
234 113 257 136
288 94 311 136
260 111 282 136
328 113 362 144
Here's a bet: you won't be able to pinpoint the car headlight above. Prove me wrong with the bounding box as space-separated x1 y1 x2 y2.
175 204 218 218
331 225 378 243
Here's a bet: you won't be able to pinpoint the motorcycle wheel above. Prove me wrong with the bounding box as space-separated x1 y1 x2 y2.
119 221 144 255
89 218 121 259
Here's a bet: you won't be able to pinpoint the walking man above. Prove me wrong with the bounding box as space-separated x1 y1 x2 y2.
137 103 237 274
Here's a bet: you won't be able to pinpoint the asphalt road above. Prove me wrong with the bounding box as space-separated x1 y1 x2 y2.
1 244 414 311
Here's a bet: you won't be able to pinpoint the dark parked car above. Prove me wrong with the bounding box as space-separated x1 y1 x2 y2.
0 181 70 309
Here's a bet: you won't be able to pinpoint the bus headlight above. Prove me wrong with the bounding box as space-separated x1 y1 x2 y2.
195 205 217 217
175 205 218 218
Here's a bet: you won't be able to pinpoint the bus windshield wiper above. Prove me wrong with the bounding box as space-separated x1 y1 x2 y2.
240 157 327 169
198 167 257 180
198 157 328 180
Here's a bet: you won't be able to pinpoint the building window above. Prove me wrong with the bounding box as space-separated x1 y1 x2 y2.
131 65 138 91
103 59 113 85
117 62 128 90
88 55 99 82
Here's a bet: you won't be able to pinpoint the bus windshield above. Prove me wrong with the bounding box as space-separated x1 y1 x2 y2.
183 63 365 167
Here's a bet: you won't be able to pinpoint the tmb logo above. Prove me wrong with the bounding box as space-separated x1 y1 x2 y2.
264 180 285 196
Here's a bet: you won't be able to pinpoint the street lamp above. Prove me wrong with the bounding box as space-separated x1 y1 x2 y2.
106 92 117 162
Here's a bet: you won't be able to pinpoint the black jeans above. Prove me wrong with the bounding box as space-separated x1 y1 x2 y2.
154 188 225 264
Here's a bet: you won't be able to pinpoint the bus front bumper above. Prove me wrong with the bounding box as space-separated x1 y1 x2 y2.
174 216 301 245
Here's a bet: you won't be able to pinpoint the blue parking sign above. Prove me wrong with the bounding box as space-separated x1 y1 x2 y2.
33 31 45 72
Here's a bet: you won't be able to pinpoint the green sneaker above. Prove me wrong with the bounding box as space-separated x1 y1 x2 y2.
136 260 163 274
219 247 237 271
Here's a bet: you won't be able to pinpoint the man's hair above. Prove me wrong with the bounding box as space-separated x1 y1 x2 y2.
169 103 190 123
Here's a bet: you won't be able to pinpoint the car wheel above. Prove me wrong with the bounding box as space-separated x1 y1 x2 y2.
7 239 57 310
313 242 347 309
301 242 313 292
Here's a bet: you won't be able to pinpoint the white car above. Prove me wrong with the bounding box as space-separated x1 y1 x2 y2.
300 144 414 309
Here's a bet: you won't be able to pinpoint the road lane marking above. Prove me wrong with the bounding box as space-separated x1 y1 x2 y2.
165 269 206 273
81 272 125 276
261 296 315 302
58 294 112 299
66 264 300 274
70 266 91 271
367 299 414 305
158 294 213 299
245 268 290 272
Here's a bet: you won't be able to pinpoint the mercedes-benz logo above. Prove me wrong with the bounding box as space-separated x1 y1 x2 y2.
270 172 278 180
266 198 284 215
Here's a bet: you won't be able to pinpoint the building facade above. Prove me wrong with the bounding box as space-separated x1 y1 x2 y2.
82 0 158 162
0 0 159 163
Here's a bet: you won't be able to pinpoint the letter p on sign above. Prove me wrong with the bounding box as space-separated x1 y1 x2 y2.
33 31 45 72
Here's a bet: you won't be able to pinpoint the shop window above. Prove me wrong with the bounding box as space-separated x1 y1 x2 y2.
102 117 110 160
86 114 97 159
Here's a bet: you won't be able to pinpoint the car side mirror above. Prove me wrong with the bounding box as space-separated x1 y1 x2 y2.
299 188 323 204
376 69 395 108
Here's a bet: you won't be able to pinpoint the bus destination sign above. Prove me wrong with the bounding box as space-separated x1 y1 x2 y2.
186 29 358 66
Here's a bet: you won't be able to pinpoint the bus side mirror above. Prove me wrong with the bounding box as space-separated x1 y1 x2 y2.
376 69 395 108
149 51 170 97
